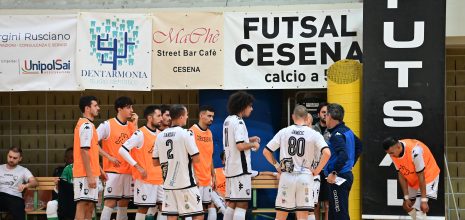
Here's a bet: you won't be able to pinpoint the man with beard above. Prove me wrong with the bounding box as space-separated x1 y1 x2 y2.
159 104 171 131
73 96 106 220
311 102 329 220
190 105 216 220
118 105 167 220
98 96 138 220
0 146 38 220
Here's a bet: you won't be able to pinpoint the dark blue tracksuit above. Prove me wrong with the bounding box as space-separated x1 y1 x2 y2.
323 122 362 220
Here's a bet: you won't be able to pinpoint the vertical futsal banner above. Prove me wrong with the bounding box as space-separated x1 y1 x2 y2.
0 15 80 91
224 9 363 89
152 12 223 89
362 0 445 219
77 12 152 91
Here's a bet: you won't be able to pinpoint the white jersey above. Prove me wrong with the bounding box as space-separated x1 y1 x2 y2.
266 124 328 174
153 126 199 190
223 115 251 177
0 164 34 198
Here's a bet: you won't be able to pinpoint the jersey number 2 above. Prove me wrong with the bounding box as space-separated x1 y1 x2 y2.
166 139 174 159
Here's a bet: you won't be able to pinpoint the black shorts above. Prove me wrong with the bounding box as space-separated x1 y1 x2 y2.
0 192 25 220
318 173 328 201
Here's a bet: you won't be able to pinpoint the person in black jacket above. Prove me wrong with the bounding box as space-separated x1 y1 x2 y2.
323 103 362 220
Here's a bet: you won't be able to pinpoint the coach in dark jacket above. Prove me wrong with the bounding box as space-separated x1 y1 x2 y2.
324 103 362 220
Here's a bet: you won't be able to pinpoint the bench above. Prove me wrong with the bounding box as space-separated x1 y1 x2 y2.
251 174 279 219
22 175 279 219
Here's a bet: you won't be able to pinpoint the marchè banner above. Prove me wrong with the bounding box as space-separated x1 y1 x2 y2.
152 12 223 89
224 9 363 89
0 15 80 91
77 12 152 91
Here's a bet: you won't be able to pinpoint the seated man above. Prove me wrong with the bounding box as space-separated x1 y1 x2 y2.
0 146 38 220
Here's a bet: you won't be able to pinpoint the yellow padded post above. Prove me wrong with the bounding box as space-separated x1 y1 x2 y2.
327 59 362 220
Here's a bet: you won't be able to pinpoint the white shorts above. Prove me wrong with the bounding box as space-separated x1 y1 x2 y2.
407 175 439 210
162 187 204 217
104 173 133 199
312 175 321 206
133 179 164 206
74 177 99 202
407 175 439 200
226 174 252 201
199 186 212 204
275 172 314 212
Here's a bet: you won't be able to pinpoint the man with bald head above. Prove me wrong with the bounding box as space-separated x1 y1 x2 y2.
263 105 331 220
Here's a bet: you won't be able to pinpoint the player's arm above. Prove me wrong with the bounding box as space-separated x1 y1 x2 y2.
263 148 280 172
80 123 97 188
234 121 259 151
211 161 216 188
263 131 281 172
313 134 331 176
152 137 161 167
237 142 259 151
398 172 413 212
118 131 147 178
313 148 331 176
96 121 121 167
412 145 429 212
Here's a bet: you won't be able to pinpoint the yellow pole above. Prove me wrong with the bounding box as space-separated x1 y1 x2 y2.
327 59 362 220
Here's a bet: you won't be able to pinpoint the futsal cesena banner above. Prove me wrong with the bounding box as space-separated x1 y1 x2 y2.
0 15 80 91
224 9 363 89
362 0 445 219
77 12 152 91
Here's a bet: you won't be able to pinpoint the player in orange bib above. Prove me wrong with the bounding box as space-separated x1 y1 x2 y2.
383 137 440 220
98 96 138 220
118 105 167 220
190 105 216 220
73 96 106 220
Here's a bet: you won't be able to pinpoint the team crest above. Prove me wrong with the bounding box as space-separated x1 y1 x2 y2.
246 189 250 196
107 187 113 193
142 195 147 201
84 189 89 195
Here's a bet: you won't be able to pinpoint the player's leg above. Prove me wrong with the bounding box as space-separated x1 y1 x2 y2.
116 174 133 220
224 178 235 220
309 175 321 220
101 173 120 220
231 175 251 220
295 173 312 220
177 187 204 220
156 186 167 220
275 173 296 220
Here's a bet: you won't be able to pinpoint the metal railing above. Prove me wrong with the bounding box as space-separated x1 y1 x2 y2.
445 154 460 220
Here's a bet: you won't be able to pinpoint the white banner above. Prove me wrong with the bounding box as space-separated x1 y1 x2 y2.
224 9 363 89
0 15 80 91
77 12 152 91
152 12 224 89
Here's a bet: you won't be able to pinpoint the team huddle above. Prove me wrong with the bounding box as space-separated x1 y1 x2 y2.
72 91 345 220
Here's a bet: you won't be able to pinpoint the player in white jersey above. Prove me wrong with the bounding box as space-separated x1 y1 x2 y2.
223 91 260 220
118 105 167 220
263 105 331 220
153 104 204 220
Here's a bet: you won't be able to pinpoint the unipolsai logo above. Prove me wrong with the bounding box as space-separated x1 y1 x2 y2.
21 59 71 74
89 18 139 70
